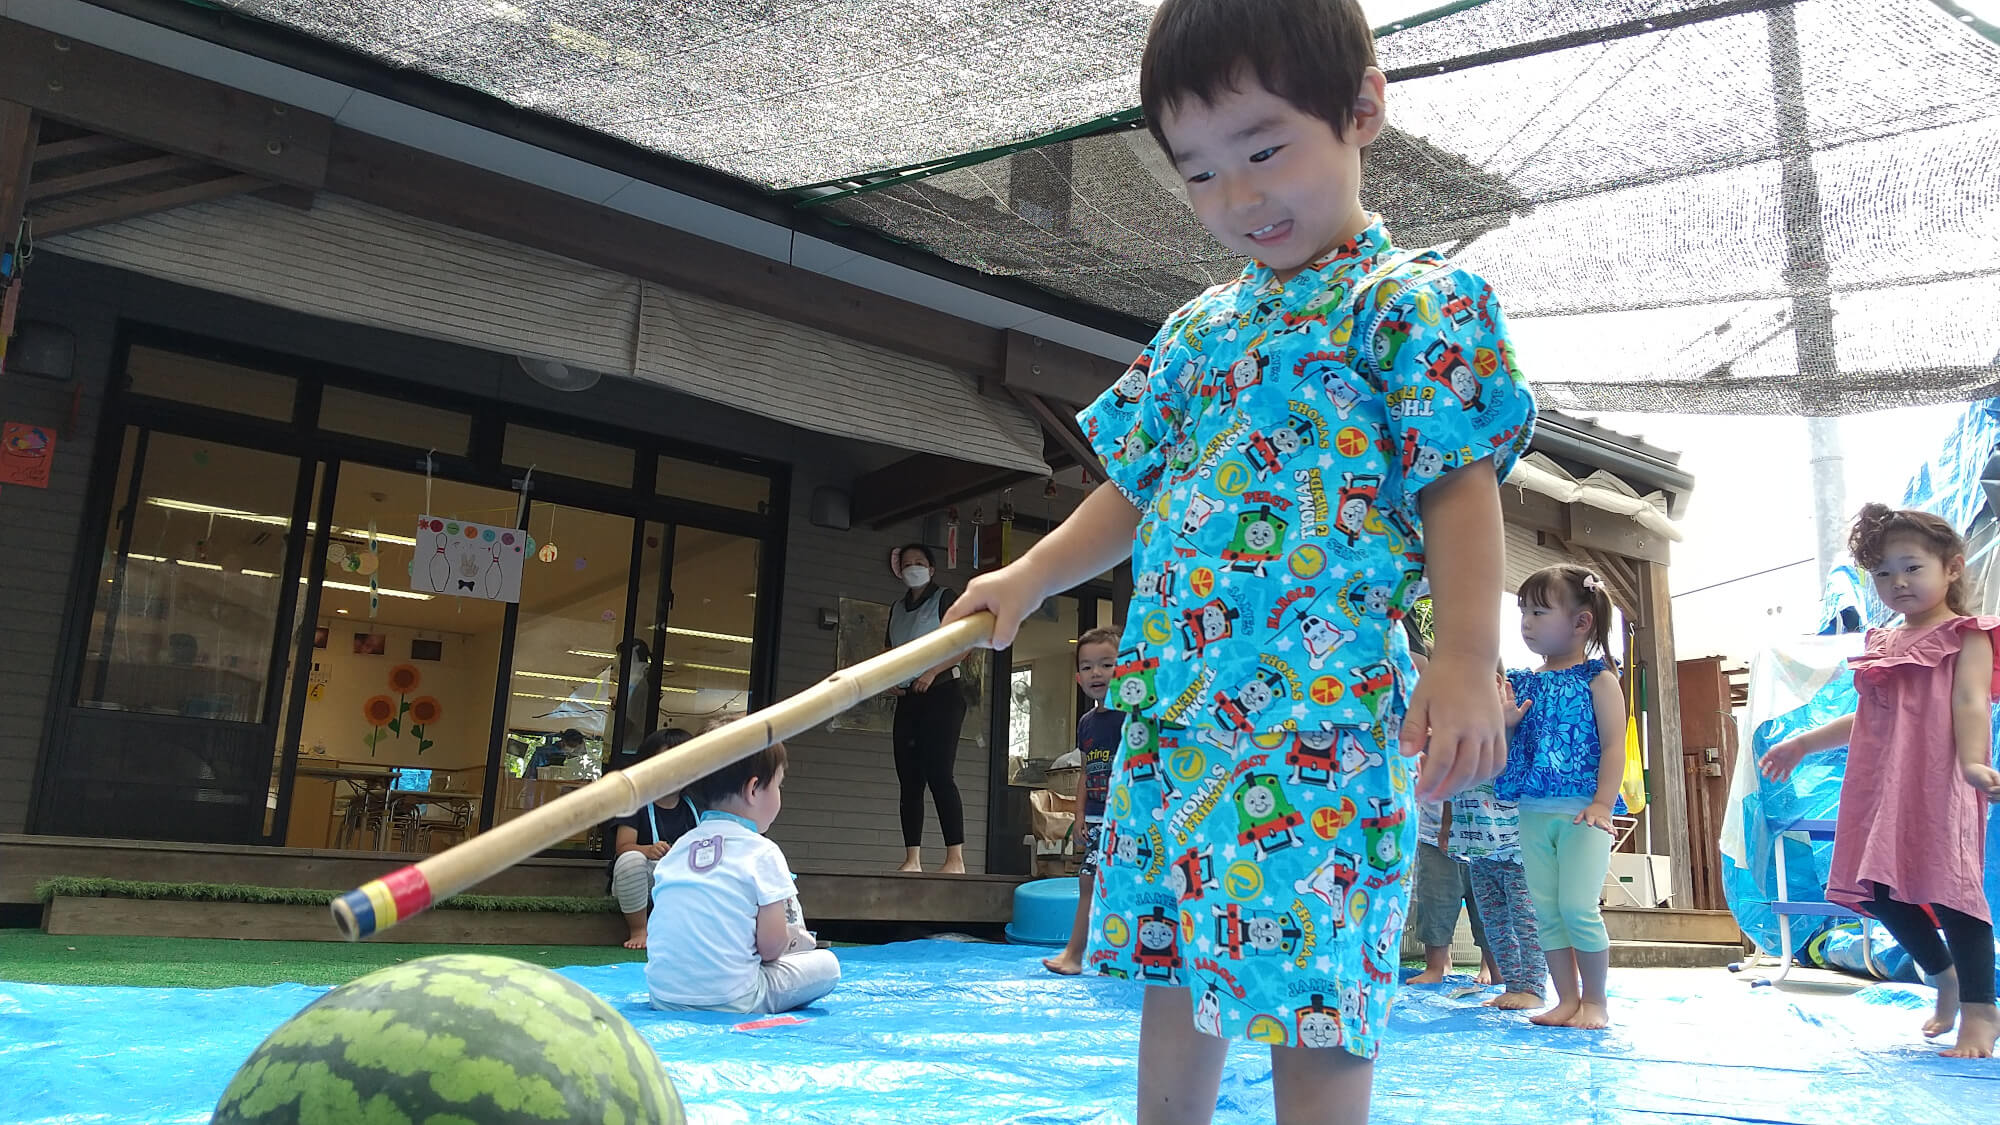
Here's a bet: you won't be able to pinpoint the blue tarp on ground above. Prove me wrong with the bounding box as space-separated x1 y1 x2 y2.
2 941 1993 1125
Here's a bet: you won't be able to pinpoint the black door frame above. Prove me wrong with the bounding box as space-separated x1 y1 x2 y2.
981 576 1119 876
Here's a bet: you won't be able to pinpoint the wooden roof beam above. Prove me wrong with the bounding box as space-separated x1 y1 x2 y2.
1008 388 1107 486
852 455 1037 529
26 153 207 203
31 172 270 238
0 22 328 189
0 101 34 260
1001 329 1130 407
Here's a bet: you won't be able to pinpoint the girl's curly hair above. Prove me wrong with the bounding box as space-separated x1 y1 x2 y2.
1849 502 1974 615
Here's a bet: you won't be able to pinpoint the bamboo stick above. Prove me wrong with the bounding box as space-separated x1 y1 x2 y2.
333 612 995 940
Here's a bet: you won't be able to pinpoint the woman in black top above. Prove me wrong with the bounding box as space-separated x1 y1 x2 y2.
885 544 969 874
607 727 697 947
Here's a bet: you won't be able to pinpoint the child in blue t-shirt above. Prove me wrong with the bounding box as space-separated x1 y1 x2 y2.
1046 626 1125 975
948 1 1536 1115
1495 566 1626 1030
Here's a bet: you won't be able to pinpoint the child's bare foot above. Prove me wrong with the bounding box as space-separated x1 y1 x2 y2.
1476 964 1498 986
1562 1002 1611 1030
1943 1003 1998 1058
1924 968 1961 1039
622 924 647 950
1042 952 1083 975
1407 967 1448 984
1486 991 1542 1010
1530 998 1580 1026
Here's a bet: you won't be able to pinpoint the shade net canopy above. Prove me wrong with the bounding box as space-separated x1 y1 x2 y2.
209 0 2000 415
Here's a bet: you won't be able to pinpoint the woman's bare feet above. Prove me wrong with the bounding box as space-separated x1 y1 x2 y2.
897 847 923 873
940 845 967 875
1943 1002 1998 1058
1530 997 1581 1026
1562 1002 1611 1030
1486 991 1542 1010
1924 967 1961 1039
1042 951 1083 975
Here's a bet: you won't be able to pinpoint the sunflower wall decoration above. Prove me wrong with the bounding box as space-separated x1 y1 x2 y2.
408 695 441 755
361 694 395 754
360 664 440 755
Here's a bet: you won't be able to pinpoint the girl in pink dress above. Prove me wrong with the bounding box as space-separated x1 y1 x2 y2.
1763 504 2000 1058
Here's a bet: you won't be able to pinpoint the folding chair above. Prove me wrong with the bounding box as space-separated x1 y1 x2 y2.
1757 816 1877 984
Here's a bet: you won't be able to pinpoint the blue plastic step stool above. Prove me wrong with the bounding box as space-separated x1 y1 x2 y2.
1006 878 1080 946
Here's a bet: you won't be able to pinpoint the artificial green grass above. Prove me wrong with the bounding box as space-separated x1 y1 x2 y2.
37 877 618 914
0 930 643 989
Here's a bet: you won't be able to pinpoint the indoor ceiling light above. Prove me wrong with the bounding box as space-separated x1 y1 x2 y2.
329 525 419 548
567 648 619 660
175 559 224 571
513 686 696 699
664 626 754 644
671 661 750 676
147 497 289 527
514 670 604 684
317 579 434 601
145 500 420 547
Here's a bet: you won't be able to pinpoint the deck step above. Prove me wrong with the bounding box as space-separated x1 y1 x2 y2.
1609 940 1742 969
43 895 627 945
4 835 1024 926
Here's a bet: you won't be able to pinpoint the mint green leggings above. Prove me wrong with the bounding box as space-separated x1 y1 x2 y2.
1518 810 1614 954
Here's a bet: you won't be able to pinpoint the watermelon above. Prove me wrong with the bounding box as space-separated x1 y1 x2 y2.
211 953 684 1125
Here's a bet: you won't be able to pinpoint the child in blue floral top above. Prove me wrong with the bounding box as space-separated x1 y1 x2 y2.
1496 565 1628 1030
947 2 1535 1119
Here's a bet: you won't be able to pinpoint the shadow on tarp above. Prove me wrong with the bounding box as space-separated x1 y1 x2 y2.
1 940 1992 1124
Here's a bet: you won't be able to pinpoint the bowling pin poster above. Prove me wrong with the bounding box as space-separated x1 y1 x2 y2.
412 516 526 603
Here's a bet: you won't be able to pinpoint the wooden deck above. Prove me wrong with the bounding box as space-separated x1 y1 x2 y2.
0 834 1024 929
5 835 1742 950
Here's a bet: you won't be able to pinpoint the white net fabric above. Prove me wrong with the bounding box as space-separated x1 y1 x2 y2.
212 0 1159 189
210 0 2000 413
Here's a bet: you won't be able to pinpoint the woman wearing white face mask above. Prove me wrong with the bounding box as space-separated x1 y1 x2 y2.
885 543 969 874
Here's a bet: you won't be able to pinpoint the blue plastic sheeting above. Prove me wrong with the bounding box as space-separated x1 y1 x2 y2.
1812 923 1917 983
4 940 1996 1125
1721 640 1861 962
1888 398 2000 562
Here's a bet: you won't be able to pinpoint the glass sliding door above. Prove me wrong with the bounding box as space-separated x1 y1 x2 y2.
281 464 513 852
54 429 307 842
494 501 637 852
655 527 760 729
